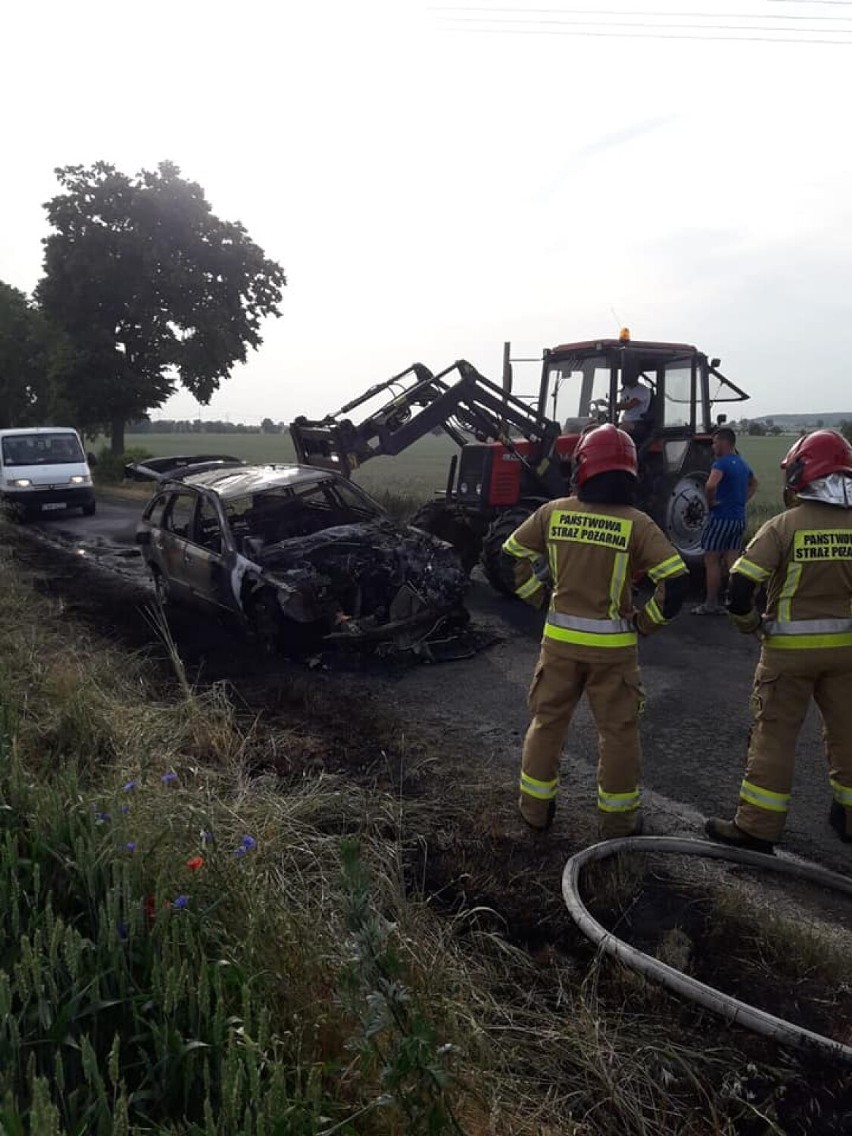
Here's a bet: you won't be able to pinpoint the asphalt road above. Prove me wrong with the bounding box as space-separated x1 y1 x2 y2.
25 495 852 875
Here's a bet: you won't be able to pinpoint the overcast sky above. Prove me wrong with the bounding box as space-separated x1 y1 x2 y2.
3 0 852 423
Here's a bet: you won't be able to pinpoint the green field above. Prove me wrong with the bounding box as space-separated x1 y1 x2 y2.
119 431 465 506
121 431 790 521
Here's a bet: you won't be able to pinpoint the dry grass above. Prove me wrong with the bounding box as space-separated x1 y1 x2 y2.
0 528 849 1133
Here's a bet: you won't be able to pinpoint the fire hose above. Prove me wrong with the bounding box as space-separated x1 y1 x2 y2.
562 836 852 1064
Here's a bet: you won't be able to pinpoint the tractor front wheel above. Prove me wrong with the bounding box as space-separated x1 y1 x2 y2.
481 507 538 597
409 501 483 574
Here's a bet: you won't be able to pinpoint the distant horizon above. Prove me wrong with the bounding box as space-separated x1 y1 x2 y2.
143 408 852 428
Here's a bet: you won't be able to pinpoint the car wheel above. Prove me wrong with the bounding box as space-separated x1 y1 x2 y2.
82 500 96 517
151 569 171 607
247 591 284 657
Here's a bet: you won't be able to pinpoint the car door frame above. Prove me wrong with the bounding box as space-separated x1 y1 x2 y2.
183 492 238 614
153 487 202 606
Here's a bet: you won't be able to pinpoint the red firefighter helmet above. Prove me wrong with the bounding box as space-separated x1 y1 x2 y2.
573 423 638 486
780 429 852 492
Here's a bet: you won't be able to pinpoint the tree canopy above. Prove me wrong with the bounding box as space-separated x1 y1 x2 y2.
0 280 66 429
37 162 286 452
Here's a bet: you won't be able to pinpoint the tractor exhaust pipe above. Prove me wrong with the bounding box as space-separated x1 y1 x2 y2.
502 342 513 395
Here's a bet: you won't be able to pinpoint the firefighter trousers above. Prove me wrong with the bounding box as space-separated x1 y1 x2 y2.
734 646 852 842
519 639 645 836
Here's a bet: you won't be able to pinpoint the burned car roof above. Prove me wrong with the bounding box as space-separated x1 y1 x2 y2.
180 464 334 499
125 455 340 500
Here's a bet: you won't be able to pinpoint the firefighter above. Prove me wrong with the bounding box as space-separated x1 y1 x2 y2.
707 429 852 853
503 424 690 836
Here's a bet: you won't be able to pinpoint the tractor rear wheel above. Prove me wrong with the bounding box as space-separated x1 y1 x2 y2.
658 469 709 566
409 501 483 574
481 507 537 597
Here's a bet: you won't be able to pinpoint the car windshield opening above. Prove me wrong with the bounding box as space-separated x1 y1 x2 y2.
226 480 383 547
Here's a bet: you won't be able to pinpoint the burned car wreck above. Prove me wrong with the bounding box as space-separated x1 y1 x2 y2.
130 458 469 656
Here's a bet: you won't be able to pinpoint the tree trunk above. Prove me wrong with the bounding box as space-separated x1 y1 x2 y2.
110 417 126 455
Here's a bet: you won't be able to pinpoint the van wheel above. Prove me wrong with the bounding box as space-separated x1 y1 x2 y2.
82 500 96 517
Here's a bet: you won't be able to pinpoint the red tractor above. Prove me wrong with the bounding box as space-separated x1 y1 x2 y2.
290 332 749 594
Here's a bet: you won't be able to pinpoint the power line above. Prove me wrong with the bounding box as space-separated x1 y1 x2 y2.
432 5 852 18
433 7 852 42
438 14 852 32
435 23 852 41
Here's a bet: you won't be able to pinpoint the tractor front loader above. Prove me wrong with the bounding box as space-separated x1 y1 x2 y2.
290 331 749 596
290 358 565 572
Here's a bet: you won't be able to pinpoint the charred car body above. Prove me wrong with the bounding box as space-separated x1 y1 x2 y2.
130 458 469 655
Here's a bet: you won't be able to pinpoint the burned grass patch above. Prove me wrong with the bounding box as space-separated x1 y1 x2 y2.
581 853 852 1046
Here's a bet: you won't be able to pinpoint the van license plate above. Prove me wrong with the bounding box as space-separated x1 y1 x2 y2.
42 503 67 511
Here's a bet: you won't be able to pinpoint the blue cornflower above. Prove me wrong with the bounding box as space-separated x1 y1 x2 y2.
94 810 111 823
172 895 189 910
123 780 139 792
200 830 214 845
241 835 257 850
125 841 137 853
160 771 178 784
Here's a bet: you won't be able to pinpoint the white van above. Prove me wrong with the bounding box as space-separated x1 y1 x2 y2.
0 427 96 519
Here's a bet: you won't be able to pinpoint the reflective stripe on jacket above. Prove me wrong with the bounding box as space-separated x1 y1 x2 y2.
502 497 687 647
732 501 852 650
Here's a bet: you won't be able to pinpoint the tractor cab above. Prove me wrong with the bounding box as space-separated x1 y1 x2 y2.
540 332 747 444
527 333 749 564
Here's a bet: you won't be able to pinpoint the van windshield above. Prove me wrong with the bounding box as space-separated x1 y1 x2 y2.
1 433 85 467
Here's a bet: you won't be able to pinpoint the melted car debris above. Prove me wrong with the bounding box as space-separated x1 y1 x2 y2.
127 458 476 662
236 519 473 659
253 522 466 628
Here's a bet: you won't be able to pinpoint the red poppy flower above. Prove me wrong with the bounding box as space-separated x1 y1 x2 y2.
186 856 204 871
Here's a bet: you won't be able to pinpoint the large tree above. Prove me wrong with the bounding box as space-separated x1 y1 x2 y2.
0 280 66 428
37 162 286 452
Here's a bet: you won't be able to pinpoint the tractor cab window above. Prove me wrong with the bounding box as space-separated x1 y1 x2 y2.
546 356 611 431
661 359 694 429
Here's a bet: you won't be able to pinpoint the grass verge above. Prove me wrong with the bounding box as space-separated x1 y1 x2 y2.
0 533 849 1134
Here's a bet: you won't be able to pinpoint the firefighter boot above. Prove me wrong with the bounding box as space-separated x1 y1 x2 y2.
599 809 643 840
518 795 556 832
705 817 775 855
829 802 852 844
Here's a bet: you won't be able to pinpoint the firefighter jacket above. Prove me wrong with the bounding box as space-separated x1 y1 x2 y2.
503 496 688 648
730 500 852 649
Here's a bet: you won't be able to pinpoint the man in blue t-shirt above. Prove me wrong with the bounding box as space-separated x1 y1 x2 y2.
692 427 758 614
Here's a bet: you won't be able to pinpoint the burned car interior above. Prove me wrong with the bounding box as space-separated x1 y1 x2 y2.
130 458 471 659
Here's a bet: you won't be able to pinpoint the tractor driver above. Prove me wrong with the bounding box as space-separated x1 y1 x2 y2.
616 364 652 440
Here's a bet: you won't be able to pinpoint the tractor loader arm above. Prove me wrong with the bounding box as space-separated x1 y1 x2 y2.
290 359 562 479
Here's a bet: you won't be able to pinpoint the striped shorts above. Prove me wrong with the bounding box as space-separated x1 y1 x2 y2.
701 516 745 553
